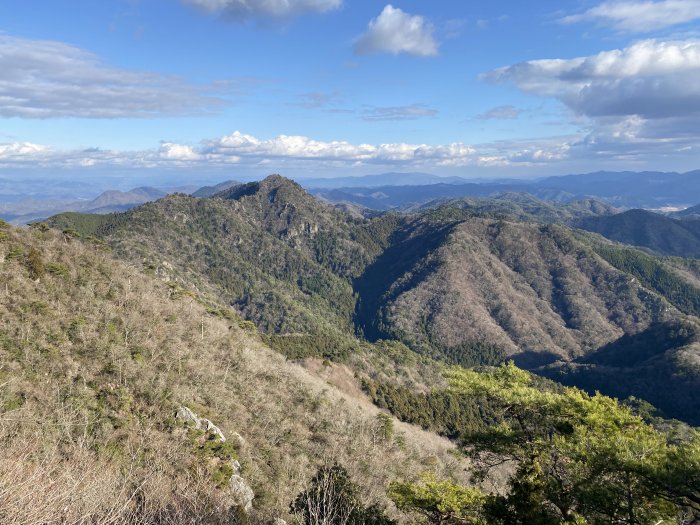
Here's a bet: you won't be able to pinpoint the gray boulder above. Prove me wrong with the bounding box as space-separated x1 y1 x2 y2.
175 406 226 442
229 475 255 513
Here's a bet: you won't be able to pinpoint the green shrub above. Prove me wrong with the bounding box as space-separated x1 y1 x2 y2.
46 262 69 277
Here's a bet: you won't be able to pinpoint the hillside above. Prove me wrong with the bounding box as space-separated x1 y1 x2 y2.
575 209 700 258
410 193 617 223
539 318 700 423
0 220 481 523
356 218 674 367
46 175 700 424
49 176 400 359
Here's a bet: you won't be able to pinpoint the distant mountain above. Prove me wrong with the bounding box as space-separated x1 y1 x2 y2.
312 170 700 210
83 186 166 209
673 203 700 219
191 179 240 197
3 186 170 224
299 172 473 189
311 182 529 210
537 170 700 208
411 193 618 224
575 209 700 258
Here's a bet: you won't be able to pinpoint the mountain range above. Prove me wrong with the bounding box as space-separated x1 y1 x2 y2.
310 169 700 210
4 169 700 226
47 174 700 425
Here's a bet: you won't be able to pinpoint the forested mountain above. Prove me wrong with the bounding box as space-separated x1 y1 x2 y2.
46 175 700 425
575 209 700 258
409 193 618 223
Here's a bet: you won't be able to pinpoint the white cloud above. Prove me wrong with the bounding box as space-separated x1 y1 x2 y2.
0 132 537 172
0 142 48 158
0 34 226 119
354 5 438 57
562 0 700 32
362 104 438 121
484 39 700 163
181 0 341 21
159 143 202 161
486 39 700 120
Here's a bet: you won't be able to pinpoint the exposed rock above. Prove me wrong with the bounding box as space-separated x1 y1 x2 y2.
201 418 227 442
175 406 226 442
231 459 242 475
229 475 255 513
176 406 201 427
273 519 287 525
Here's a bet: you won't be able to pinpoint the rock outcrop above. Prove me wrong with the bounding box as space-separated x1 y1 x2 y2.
175 406 254 512
176 406 226 442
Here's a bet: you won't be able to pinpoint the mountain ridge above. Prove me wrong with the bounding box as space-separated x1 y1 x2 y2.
45 174 700 423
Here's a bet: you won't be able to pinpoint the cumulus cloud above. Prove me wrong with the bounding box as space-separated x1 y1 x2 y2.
562 0 700 32
0 131 476 168
181 0 341 21
362 104 438 121
482 38 700 163
354 5 438 57
487 39 700 131
3 130 564 172
0 34 226 119
158 143 202 161
476 105 523 120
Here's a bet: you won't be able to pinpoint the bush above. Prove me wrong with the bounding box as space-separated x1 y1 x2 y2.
291 464 395 525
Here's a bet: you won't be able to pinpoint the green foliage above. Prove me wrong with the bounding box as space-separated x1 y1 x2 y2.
43 212 113 238
445 363 700 524
45 262 69 277
238 319 257 331
263 331 359 361
291 464 396 525
5 245 23 261
388 473 487 524
594 244 700 316
362 378 498 441
375 413 394 441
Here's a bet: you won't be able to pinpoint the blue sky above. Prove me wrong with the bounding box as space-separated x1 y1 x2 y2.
1 0 700 187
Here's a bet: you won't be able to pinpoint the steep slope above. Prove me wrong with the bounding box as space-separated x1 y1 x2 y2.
47 175 400 358
357 218 675 368
575 209 700 258
539 318 700 424
0 220 475 523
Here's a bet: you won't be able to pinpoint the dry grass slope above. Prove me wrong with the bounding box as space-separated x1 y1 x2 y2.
0 223 474 524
